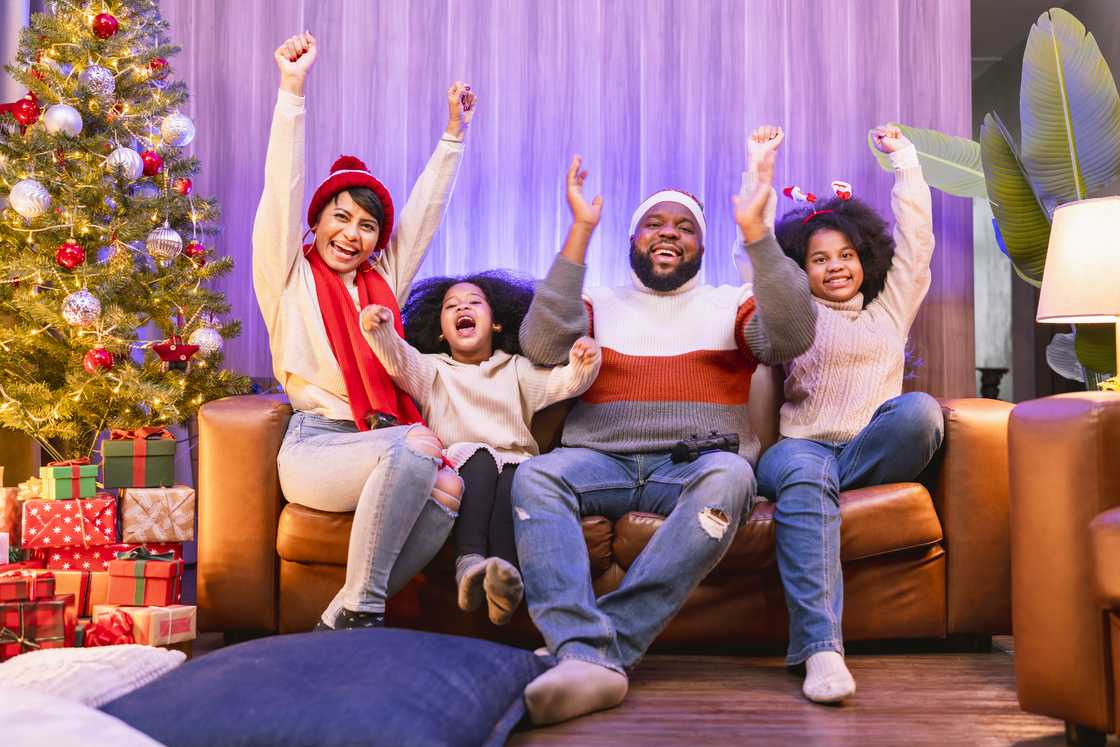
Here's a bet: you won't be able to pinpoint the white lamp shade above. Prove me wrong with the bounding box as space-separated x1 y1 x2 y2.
1036 196 1120 323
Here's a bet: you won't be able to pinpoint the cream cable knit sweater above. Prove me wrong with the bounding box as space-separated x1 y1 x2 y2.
252 89 464 420
771 145 934 443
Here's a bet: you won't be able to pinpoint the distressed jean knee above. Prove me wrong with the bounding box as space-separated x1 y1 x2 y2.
401 424 444 465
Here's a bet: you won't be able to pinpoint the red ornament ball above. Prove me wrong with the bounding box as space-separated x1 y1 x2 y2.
184 241 205 258
174 177 192 196
92 13 119 39
82 346 114 373
13 96 41 126
140 150 163 176
55 241 86 270
148 58 169 79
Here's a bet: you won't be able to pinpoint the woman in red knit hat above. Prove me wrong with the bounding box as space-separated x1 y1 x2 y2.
253 31 476 630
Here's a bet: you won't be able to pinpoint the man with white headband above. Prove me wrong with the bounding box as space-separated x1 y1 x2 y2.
512 127 817 724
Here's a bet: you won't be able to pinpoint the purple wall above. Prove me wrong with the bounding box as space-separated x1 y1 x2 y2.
162 0 974 397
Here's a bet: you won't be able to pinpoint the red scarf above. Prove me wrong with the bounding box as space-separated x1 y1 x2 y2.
304 245 422 430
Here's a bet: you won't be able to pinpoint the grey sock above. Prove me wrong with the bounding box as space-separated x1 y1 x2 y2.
455 554 487 612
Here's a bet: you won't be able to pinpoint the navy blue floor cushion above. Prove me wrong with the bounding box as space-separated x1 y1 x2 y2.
101 628 554 747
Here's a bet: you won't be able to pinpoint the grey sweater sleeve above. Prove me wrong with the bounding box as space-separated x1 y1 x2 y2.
519 254 590 366
742 233 818 365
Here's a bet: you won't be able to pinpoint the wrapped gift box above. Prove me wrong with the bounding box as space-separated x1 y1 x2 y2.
101 428 176 489
92 603 196 646
34 543 181 572
38 460 98 500
0 569 54 602
106 551 183 607
0 594 72 660
52 569 110 617
21 495 117 549
121 486 195 543
0 559 45 573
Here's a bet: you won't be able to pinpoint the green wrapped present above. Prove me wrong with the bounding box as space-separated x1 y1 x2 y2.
39 459 97 500
100 427 176 489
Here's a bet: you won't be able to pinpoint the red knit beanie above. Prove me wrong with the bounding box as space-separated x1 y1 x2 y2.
307 155 395 250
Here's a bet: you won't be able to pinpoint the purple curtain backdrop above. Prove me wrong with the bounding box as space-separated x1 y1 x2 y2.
159 0 974 397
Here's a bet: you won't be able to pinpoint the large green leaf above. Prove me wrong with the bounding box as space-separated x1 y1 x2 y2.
1020 8 1120 208
980 113 1050 285
866 123 986 197
1074 324 1117 375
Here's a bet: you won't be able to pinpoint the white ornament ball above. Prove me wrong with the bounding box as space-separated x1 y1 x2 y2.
146 223 182 262
43 104 83 137
61 289 101 327
9 179 52 218
188 326 223 357
107 147 143 180
160 113 195 147
79 64 115 97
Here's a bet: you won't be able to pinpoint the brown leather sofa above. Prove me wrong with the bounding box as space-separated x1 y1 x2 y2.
1010 392 1120 745
197 367 1013 651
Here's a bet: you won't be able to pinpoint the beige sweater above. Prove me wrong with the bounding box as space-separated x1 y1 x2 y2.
776 146 935 443
252 89 465 419
364 321 601 470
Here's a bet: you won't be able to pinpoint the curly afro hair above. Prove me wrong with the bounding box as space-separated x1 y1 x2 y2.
774 196 896 306
402 270 536 356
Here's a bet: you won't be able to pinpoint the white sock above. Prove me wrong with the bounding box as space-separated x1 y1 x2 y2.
803 651 856 704
524 659 628 725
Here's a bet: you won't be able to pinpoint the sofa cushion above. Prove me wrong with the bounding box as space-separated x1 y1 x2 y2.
102 629 551 747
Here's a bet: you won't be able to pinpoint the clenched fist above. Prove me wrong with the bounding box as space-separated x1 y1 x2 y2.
569 336 600 369
360 304 393 332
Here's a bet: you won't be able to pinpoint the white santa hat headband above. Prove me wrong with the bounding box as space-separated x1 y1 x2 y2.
628 190 707 238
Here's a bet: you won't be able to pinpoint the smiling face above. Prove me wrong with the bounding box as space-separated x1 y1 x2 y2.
629 201 704 291
804 228 865 302
440 282 496 364
312 191 381 273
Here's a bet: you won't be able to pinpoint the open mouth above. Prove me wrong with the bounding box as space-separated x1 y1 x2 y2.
454 314 477 336
824 276 851 288
652 243 682 261
329 240 360 260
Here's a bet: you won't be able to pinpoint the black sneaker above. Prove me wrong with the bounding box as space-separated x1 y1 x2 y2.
334 609 385 629
312 619 334 632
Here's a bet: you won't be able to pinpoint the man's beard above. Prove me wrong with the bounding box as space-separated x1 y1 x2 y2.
629 241 703 292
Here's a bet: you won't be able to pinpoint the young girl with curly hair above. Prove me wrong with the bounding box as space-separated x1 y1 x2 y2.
359 267 601 625
738 125 944 704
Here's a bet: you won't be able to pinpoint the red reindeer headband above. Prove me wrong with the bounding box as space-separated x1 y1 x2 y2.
784 180 853 224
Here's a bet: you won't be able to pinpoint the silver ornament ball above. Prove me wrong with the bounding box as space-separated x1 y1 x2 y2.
78 64 115 97
106 146 143 180
9 179 52 218
188 326 223 357
130 182 160 200
160 113 195 147
61 289 101 327
43 104 83 137
146 223 182 262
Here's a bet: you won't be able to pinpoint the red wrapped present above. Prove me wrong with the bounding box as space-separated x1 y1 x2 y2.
83 607 135 647
0 559 46 573
107 547 183 607
0 569 55 603
51 569 110 617
92 603 196 646
0 595 70 661
20 495 117 549
34 543 181 572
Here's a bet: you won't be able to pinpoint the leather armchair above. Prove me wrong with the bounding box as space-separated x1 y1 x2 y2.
198 370 1013 651
1009 392 1120 745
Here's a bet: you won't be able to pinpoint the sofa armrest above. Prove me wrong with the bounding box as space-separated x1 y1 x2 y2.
197 394 292 633
928 397 1014 635
1090 506 1120 610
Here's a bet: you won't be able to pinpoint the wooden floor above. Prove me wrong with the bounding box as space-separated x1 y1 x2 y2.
507 643 1100 747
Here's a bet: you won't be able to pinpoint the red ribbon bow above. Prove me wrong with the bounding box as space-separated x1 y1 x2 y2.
46 457 91 467
85 608 135 647
108 427 174 441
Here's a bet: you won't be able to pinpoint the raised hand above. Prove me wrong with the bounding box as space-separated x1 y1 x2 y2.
360 304 393 333
732 148 776 244
569 336 600 369
871 124 910 154
566 155 603 228
275 31 316 96
747 125 784 170
445 81 477 139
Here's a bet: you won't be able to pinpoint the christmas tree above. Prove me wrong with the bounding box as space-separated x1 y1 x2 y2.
0 0 249 462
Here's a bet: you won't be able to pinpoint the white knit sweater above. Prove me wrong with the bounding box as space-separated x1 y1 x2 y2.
252 89 464 420
364 321 601 470
776 146 934 443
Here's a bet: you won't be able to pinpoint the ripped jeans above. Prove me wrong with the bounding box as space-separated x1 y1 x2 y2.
278 412 453 624
512 447 754 674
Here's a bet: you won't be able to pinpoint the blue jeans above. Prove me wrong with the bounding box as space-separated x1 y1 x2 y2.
756 392 945 664
278 412 452 622
512 447 754 674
